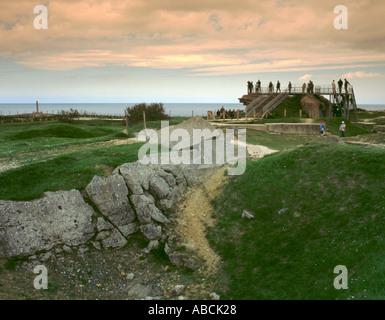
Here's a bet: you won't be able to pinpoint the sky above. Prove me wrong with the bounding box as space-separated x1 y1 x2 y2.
1 0 385 104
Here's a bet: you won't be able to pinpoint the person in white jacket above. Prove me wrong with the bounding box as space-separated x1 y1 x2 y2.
339 121 346 137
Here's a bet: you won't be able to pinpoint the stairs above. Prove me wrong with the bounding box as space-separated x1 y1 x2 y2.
245 91 289 118
351 88 359 122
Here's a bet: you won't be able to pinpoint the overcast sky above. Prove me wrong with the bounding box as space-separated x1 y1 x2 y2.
1 0 384 104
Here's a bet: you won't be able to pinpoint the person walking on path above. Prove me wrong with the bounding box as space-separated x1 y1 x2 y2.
320 121 326 136
339 121 346 137
269 81 273 93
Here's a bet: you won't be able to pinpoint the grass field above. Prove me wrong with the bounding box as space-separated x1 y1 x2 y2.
0 117 189 201
207 142 385 299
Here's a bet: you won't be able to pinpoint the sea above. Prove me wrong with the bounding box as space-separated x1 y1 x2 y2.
0 103 384 117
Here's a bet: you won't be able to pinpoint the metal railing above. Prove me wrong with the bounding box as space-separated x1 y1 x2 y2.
247 84 353 95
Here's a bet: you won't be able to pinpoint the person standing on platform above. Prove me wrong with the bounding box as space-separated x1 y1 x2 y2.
288 81 292 94
332 80 336 94
338 79 343 94
302 83 306 94
276 81 281 93
344 79 350 93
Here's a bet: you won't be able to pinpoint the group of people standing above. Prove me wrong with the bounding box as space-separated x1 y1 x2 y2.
247 80 290 94
216 106 238 119
247 78 351 95
331 78 350 94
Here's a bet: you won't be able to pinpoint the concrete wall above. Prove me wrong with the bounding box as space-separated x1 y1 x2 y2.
212 123 319 135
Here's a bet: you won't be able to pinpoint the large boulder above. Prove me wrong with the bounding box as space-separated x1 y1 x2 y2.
85 174 136 231
0 190 96 258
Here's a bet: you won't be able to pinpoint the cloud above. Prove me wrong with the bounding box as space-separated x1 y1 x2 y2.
1 0 385 76
299 74 313 81
207 13 223 32
342 71 383 79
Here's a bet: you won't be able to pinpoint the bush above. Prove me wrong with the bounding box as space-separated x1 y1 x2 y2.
58 108 80 123
126 103 169 124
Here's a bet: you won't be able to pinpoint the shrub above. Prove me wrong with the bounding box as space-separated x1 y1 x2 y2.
126 103 169 124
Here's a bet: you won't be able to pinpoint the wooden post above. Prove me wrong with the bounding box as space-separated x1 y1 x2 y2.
284 109 287 118
237 109 239 121
124 109 129 136
36 100 39 113
300 109 302 118
346 93 350 120
143 109 146 129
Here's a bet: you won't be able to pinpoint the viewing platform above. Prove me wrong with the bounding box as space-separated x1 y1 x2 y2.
239 84 358 121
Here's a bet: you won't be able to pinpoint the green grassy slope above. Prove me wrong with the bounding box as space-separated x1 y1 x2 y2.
208 142 385 300
0 143 144 201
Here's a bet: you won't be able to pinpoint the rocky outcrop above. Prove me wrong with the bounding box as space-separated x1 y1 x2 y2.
0 161 219 270
0 190 95 258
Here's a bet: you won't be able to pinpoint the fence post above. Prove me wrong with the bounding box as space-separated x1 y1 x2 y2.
143 109 146 129
124 109 129 136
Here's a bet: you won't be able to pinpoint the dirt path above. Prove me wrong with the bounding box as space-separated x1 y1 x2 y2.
172 166 230 298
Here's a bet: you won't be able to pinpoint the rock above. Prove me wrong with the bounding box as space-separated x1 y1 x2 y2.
242 210 254 219
98 228 127 249
210 292 221 300
149 175 170 198
126 273 135 280
130 195 153 224
165 245 185 268
127 283 153 299
115 162 156 195
85 175 136 228
119 222 139 237
96 217 114 232
0 190 96 258
147 240 159 251
140 223 162 240
184 257 198 271
148 204 170 224
172 285 186 296
158 170 177 188
130 194 170 225
92 241 102 250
